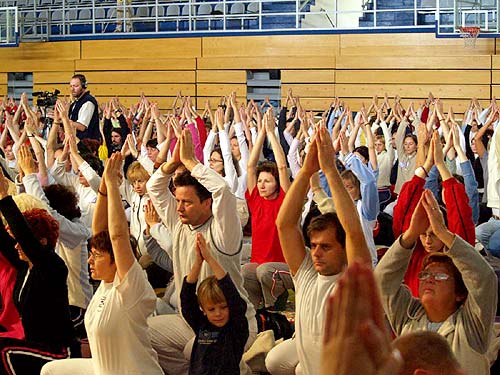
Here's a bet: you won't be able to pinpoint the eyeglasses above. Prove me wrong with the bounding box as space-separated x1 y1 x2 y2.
420 232 438 239
417 271 452 282
208 158 223 163
89 251 106 259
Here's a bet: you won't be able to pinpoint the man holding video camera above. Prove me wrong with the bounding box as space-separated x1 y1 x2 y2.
69 74 100 141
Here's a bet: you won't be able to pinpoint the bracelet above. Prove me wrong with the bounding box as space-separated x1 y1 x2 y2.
98 189 107 197
420 166 429 178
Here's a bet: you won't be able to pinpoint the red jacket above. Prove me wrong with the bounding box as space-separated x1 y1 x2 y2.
392 175 475 296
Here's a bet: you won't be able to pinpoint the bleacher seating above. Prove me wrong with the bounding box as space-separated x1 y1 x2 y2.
195 4 211 31
161 4 180 31
3 0 313 37
359 0 453 28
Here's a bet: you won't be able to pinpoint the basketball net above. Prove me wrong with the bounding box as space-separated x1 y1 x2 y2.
459 26 480 48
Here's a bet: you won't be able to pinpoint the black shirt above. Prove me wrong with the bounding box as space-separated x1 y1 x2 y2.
0 196 75 351
181 273 249 375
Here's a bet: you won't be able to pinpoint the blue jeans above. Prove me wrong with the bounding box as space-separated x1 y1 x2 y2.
476 218 500 257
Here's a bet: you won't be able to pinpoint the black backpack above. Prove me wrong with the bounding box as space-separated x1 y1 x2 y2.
255 309 294 340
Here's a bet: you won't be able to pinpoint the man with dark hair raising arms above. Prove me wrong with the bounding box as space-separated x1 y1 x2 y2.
273 124 372 375
146 129 256 375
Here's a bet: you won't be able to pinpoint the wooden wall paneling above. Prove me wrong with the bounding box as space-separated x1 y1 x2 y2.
336 70 490 85
281 69 336 83
196 96 246 109
340 33 495 56
34 83 196 97
340 98 488 114
202 35 340 57
491 70 500 83
282 97 333 111
81 38 202 59
280 84 335 98
96 96 176 110
196 70 247 83
493 39 500 55
335 84 489 99
336 55 491 70
0 60 75 73
197 84 247 97
489 86 500 99
281 70 335 83
33 71 75 84
197 56 335 70
490 55 500 69
75 59 196 71
78 71 196 84
0 85 7 96
0 41 80 61
0 74 7 85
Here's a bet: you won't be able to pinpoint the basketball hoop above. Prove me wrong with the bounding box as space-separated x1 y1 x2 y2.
459 26 480 48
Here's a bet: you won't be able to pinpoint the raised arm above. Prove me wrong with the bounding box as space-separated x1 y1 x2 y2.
0 166 50 268
276 134 320 274
104 152 135 280
364 122 378 171
203 108 219 167
247 115 266 193
265 109 291 192
58 99 76 139
348 121 362 153
92 159 109 236
186 233 204 284
197 232 226 280
28 134 49 185
432 130 453 182
317 125 371 265
46 114 61 169
474 109 496 158
0 112 12 152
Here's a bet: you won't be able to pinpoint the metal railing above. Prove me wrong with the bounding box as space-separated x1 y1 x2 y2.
0 6 18 45
3 0 498 41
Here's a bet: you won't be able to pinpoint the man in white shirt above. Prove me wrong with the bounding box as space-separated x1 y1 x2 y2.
268 125 371 375
68 74 100 141
147 129 256 375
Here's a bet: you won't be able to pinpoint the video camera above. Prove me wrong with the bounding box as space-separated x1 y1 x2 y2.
32 89 60 108
32 90 60 135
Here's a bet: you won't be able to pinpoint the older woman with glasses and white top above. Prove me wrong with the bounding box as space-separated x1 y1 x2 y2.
374 189 497 375
41 152 163 375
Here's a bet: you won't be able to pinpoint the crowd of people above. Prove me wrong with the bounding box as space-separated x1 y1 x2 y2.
0 74 499 375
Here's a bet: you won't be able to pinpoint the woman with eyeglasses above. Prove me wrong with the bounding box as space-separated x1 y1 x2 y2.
41 152 163 375
374 189 497 375
203 102 241 198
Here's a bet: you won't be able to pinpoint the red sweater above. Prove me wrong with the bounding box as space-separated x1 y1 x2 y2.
245 187 286 264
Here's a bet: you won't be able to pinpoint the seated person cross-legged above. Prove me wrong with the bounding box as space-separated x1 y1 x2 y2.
41 152 164 375
374 189 497 375
243 109 293 311
320 260 467 375
0 170 78 375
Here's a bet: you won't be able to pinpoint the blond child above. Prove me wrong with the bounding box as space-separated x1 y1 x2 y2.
180 233 248 375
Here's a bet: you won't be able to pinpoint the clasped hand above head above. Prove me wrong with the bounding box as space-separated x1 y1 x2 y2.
402 189 454 249
321 261 403 375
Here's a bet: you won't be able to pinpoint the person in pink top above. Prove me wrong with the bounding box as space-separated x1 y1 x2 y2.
243 109 293 311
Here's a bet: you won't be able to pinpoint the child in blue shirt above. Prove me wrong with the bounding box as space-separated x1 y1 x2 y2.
180 233 249 375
